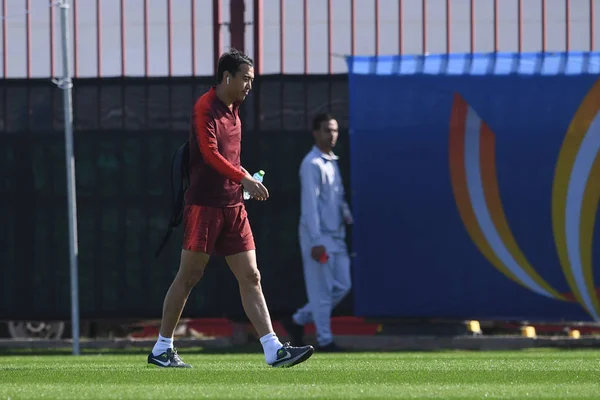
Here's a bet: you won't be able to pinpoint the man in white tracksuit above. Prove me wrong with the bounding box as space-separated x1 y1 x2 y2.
281 113 353 352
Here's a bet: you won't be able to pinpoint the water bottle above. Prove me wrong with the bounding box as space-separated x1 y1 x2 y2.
243 170 265 200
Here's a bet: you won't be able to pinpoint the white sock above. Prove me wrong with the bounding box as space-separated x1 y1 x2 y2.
152 334 174 356
260 332 284 365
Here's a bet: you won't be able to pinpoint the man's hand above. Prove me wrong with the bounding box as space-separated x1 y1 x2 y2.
342 203 353 225
241 174 269 201
311 245 327 262
344 213 354 225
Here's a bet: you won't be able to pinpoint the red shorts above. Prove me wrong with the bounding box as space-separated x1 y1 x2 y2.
182 204 255 256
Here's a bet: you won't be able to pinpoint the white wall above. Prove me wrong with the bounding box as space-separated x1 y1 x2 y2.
0 0 598 78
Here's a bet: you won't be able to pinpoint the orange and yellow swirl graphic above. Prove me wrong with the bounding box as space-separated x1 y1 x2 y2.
449 81 600 318
552 79 600 320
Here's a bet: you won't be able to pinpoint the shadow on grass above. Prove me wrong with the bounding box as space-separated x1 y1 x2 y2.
0 342 400 357
0 343 284 356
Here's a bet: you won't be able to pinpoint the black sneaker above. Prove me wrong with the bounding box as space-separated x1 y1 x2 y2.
316 342 345 353
147 348 192 368
280 316 305 346
270 342 314 368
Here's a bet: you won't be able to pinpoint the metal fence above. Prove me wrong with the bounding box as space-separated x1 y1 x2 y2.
0 74 352 321
1 0 599 321
1 0 597 78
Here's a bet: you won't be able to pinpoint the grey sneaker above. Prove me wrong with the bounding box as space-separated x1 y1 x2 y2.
147 348 192 368
270 342 314 368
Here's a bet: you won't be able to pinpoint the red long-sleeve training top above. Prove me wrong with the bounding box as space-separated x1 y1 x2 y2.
184 87 247 207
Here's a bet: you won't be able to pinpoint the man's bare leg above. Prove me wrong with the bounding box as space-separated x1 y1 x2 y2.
158 250 210 338
226 250 273 337
149 249 209 366
226 250 314 367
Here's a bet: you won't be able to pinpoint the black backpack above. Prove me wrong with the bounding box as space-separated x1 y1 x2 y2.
155 141 190 257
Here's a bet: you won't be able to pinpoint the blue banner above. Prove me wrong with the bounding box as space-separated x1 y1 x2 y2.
347 52 600 321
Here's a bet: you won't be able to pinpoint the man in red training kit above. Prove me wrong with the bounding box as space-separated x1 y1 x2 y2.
147 49 314 369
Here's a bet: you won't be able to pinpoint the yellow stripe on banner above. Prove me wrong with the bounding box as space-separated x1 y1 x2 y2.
552 78 600 313
479 121 566 300
449 94 519 285
580 149 600 319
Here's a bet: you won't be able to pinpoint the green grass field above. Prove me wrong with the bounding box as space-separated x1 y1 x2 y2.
1 349 600 399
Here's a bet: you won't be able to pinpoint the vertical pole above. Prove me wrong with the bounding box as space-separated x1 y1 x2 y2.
50 1 56 129
167 0 173 129
25 0 32 132
327 0 333 113
25 0 31 131
351 0 356 55
518 0 523 52
120 0 126 75
253 0 263 74
49 0 55 78
57 0 80 356
565 0 570 51
2 0 6 77
120 0 126 130
96 0 101 76
327 0 332 72
167 0 173 76
542 0 547 52
2 0 6 131
303 0 308 74
253 0 263 131
72 0 78 77
421 0 426 53
280 0 284 72
96 0 101 127
143 0 149 76
469 0 474 53
214 0 222 75
143 0 149 129
398 0 403 54
191 0 196 76
375 0 379 56
26 0 31 77
303 0 308 128
591 0 595 51
230 0 246 52
493 0 499 52
280 0 285 127
445 0 450 53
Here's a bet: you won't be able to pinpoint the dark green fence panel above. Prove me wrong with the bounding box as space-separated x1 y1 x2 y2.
0 75 352 321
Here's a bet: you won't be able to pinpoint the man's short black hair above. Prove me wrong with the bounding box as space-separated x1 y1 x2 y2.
216 48 254 84
312 113 335 131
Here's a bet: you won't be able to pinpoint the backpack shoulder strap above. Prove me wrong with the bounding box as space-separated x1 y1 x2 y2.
155 141 190 258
